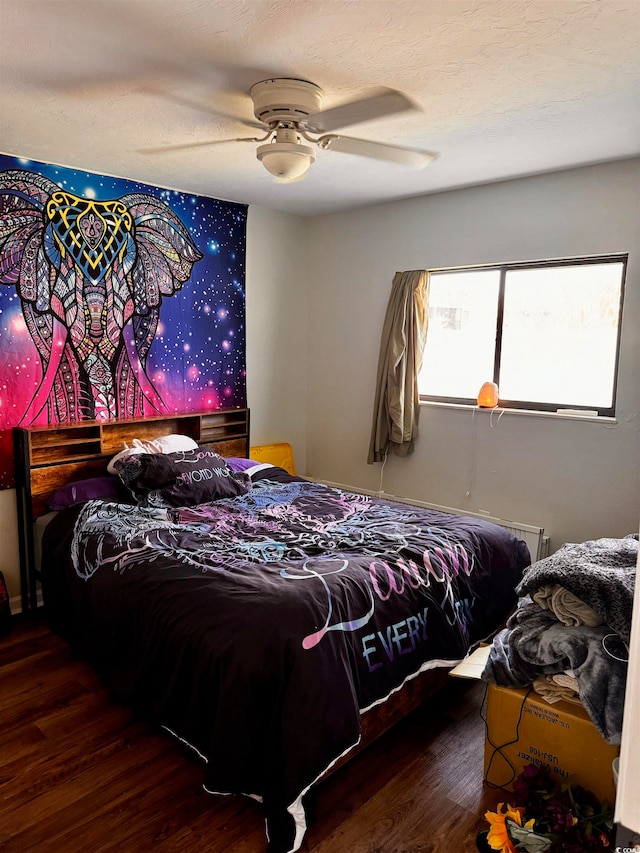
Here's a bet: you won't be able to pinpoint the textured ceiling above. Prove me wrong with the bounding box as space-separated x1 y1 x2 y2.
0 0 638 215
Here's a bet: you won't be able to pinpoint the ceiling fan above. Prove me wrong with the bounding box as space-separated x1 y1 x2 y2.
144 78 437 182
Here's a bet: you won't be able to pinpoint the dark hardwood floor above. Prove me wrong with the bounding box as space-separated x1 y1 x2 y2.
0 615 501 853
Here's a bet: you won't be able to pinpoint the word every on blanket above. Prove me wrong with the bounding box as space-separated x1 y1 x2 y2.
482 534 637 745
362 606 429 671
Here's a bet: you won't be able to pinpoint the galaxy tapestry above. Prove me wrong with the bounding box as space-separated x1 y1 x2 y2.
0 153 247 489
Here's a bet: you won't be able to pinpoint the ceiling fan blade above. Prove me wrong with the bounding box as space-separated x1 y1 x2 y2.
142 87 266 131
306 89 418 133
318 135 436 168
21 0 285 101
139 136 264 155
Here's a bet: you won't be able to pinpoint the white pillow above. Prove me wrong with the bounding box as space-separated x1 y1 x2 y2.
106 434 199 473
145 434 198 454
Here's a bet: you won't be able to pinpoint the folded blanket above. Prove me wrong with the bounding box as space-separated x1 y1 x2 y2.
482 596 628 744
517 537 637 644
532 583 602 628
533 676 582 705
552 671 579 692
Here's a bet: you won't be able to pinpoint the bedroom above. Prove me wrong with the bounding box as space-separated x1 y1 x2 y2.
0 1 638 851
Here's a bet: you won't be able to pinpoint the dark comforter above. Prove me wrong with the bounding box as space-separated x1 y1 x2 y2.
42 466 529 852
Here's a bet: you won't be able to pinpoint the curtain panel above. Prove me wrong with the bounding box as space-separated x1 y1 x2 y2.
367 270 430 463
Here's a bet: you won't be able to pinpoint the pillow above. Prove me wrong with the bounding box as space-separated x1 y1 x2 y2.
145 434 199 454
225 457 261 472
106 444 146 474
106 434 198 473
113 446 251 507
47 475 131 510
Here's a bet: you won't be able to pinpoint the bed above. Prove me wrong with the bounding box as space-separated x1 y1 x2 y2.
14 410 530 853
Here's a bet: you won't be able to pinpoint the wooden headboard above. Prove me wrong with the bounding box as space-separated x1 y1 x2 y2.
14 408 250 612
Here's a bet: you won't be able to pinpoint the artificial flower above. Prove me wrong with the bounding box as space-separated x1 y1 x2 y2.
484 802 529 852
479 764 614 853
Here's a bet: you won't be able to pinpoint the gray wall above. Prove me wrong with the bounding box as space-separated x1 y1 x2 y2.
305 159 640 552
246 206 309 466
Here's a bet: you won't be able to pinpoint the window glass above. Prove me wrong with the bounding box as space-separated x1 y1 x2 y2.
500 263 624 408
418 256 626 415
420 270 499 399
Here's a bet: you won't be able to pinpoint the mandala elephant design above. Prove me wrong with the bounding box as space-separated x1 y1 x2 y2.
0 169 203 422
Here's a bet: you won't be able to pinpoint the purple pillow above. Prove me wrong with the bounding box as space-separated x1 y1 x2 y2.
114 446 251 507
225 457 260 472
47 475 130 510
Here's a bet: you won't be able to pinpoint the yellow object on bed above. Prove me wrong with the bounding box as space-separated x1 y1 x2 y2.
249 442 296 475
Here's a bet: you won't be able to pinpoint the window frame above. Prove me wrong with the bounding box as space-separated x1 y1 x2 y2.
419 253 628 417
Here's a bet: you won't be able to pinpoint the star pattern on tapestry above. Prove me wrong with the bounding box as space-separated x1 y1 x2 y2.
0 154 247 489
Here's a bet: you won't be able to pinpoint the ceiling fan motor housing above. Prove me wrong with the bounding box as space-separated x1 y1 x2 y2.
251 78 324 125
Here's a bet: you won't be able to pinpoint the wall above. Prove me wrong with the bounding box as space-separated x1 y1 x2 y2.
1 204 309 607
245 206 309 464
305 159 640 552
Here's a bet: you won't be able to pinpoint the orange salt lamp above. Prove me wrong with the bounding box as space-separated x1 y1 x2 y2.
477 381 499 408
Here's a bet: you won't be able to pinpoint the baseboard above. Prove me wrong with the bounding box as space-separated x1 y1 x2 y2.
10 591 43 615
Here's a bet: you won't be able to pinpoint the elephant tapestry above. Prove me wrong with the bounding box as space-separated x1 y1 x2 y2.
0 153 247 489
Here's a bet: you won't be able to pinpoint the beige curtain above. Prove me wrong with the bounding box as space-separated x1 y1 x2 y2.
367 270 430 464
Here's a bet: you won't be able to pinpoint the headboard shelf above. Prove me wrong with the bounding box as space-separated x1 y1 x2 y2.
31 438 104 466
201 409 248 441
14 408 250 613
17 409 249 468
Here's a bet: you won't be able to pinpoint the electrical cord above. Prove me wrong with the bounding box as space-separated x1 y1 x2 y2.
489 406 505 428
481 682 533 790
377 447 388 495
602 632 629 663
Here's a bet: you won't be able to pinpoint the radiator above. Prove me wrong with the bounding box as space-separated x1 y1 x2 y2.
308 479 549 563
482 519 550 562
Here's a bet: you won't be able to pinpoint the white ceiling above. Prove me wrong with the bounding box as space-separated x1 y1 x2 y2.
1 0 638 216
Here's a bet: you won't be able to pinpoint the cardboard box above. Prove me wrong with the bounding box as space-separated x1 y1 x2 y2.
450 644 490 678
484 683 619 805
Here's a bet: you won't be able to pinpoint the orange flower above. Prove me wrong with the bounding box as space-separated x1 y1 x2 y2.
484 802 532 853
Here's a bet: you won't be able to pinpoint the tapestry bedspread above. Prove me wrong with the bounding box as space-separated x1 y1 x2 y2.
42 466 529 852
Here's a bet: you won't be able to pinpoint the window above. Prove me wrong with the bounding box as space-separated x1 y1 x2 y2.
418 255 627 416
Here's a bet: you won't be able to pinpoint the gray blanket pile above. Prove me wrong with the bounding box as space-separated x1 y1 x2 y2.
482 535 637 744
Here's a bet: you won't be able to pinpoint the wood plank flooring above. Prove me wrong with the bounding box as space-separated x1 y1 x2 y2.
0 615 502 853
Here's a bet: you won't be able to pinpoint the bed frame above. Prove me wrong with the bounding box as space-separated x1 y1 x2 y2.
13 408 453 785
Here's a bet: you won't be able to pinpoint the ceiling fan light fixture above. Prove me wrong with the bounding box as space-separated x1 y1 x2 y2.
256 140 316 181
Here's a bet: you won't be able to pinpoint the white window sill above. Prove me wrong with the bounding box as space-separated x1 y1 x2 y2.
420 400 616 424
